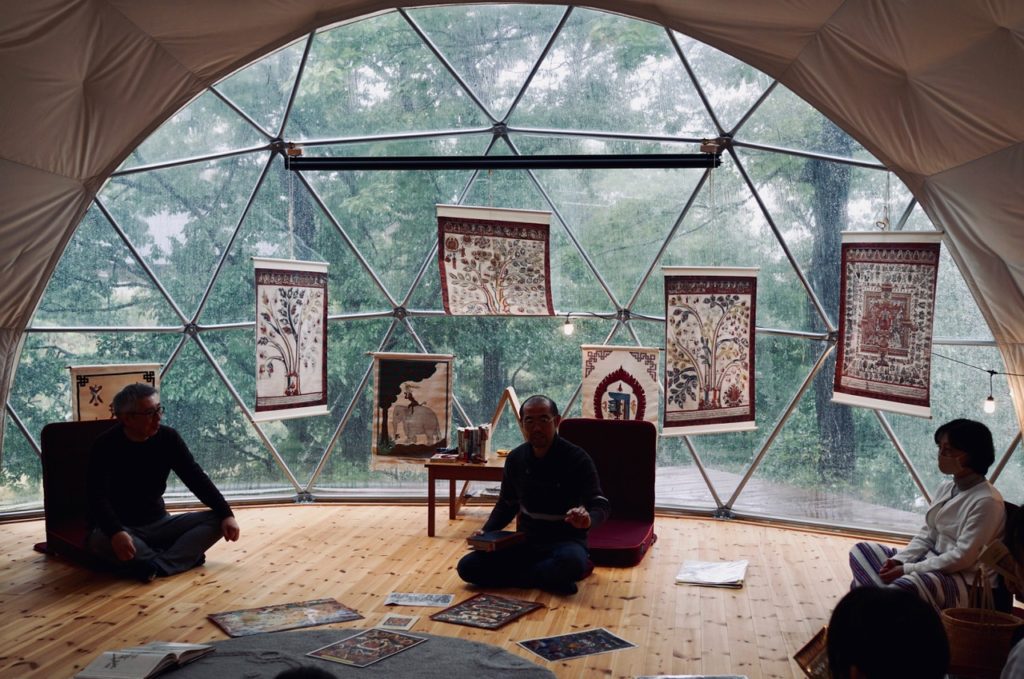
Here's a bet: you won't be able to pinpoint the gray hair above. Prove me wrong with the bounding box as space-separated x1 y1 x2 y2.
112 383 158 416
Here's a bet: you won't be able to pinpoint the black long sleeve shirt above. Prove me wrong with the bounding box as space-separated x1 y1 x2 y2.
482 435 610 544
87 424 233 537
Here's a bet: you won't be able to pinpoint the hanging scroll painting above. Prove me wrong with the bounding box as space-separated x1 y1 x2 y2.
832 232 942 418
372 352 454 470
437 205 555 316
254 257 329 421
69 364 161 421
581 345 660 425
663 267 758 435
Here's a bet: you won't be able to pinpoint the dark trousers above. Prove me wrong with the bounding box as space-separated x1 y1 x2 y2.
87 510 223 577
457 538 589 591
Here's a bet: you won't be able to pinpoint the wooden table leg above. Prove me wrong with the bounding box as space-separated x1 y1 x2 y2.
448 479 457 519
427 468 436 537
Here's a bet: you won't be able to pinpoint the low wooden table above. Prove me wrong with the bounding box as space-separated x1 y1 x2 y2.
424 457 505 536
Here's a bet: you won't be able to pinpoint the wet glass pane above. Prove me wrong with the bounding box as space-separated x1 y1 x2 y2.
217 38 306 137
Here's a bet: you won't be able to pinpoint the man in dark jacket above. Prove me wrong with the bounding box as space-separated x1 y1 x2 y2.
86 383 240 581
457 394 609 595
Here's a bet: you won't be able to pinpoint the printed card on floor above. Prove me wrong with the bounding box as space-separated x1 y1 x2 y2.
207 598 362 637
430 593 543 630
518 627 635 662
384 592 455 607
377 614 419 631
307 629 426 668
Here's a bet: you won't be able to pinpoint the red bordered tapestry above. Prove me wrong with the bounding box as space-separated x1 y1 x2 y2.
663 267 758 435
69 363 161 421
833 232 942 417
254 257 329 421
581 345 660 426
437 205 555 316
371 352 454 471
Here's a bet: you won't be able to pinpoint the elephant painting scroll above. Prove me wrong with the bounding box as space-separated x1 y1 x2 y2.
371 353 453 469
391 403 442 444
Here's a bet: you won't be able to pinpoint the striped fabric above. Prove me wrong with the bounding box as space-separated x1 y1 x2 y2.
849 541 969 611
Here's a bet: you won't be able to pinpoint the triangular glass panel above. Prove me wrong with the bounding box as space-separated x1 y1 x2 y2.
99 153 268 321
732 372 923 533
0 415 43 511
216 38 306 137
405 4 568 120
511 8 716 138
671 31 775 136
160 338 291 495
631 151 827 334
730 146 897 331
510 134 702 309
737 84 877 161
901 201 938 232
932 241 993 340
117 92 268 172
32 205 178 327
652 437 720 512
300 136 490 306
200 158 391 325
680 335 828 510
288 11 492 139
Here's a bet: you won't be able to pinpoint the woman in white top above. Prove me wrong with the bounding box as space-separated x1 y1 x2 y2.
849 418 1005 610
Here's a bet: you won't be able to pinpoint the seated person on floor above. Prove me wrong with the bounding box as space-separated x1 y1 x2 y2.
848 418 1004 610
827 586 949 679
456 394 609 596
86 383 240 582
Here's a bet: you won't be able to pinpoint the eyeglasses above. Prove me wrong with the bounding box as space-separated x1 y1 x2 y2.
523 415 555 426
128 405 164 418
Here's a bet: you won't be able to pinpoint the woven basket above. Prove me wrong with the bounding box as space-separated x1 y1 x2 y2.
941 607 1023 678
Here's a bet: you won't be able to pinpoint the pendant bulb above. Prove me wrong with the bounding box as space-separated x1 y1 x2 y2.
984 395 996 414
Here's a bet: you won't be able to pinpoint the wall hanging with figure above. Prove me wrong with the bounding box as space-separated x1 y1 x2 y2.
253 257 328 421
371 352 454 470
663 266 758 435
69 363 161 421
832 231 941 417
580 345 660 426
437 204 554 316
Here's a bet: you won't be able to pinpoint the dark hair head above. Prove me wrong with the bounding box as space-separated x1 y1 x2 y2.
934 418 995 475
519 394 559 419
826 587 948 679
112 383 158 416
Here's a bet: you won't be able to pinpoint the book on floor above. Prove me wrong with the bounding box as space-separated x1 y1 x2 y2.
794 626 829 679
674 559 749 588
467 529 527 552
75 641 213 679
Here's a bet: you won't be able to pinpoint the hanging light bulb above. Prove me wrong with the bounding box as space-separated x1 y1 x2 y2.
983 370 996 414
562 313 575 336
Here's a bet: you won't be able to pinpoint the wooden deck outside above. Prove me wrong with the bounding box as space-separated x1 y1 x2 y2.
0 504 892 678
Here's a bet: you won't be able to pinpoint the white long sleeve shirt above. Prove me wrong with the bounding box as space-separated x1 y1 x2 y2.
895 477 1004 583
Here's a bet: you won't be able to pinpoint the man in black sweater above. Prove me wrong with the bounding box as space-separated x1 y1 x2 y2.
86 383 240 581
456 395 609 595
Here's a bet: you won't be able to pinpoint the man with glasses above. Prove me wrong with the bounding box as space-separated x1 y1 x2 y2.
456 394 609 595
86 383 240 582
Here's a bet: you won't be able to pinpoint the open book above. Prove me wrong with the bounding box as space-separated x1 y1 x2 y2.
675 559 749 588
75 642 213 679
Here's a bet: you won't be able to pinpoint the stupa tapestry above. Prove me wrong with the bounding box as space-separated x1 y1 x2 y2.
69 364 161 421
372 352 454 470
663 267 758 435
437 205 555 316
832 232 942 418
254 258 328 421
581 345 660 425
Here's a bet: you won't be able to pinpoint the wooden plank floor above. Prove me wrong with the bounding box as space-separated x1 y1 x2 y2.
0 505 882 678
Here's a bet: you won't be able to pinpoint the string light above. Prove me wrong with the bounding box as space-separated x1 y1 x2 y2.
563 315 575 336
560 311 618 337
932 352 1024 416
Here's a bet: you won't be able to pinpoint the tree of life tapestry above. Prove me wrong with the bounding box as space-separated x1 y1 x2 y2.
69 363 161 421
663 267 758 435
254 257 328 421
832 232 942 418
581 345 660 426
372 352 454 471
437 204 555 316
